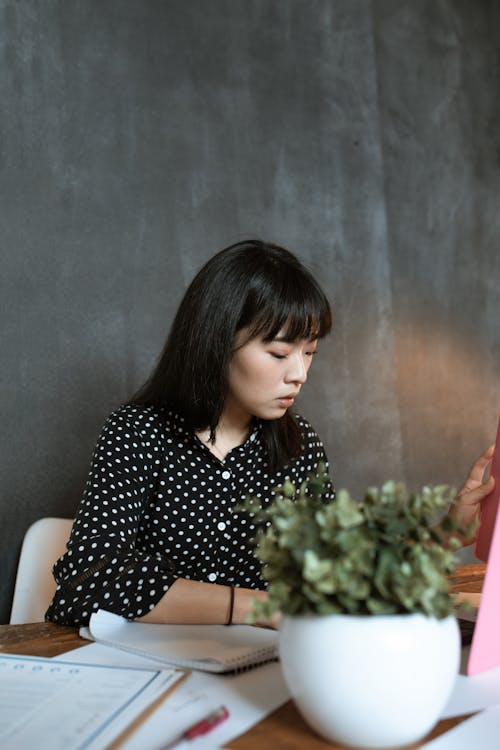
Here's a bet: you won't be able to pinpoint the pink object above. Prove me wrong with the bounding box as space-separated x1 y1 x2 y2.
469 416 500 675
184 705 229 740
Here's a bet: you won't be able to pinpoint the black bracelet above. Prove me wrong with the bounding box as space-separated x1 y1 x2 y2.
225 585 235 626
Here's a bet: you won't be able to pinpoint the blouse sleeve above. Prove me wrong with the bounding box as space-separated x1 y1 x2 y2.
45 407 177 626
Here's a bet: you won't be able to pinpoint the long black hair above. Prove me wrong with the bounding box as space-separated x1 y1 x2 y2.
131 240 332 470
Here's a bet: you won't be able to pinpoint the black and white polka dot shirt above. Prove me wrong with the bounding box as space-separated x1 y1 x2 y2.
46 404 332 626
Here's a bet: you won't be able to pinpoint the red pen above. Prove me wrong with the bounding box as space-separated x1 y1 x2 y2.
163 706 230 748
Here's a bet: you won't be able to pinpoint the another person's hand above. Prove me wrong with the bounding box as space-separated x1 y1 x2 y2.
446 444 495 545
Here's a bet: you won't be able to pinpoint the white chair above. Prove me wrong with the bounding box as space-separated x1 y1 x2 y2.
10 517 74 624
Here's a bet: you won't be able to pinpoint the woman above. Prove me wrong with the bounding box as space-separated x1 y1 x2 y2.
46 239 494 628
46 240 333 628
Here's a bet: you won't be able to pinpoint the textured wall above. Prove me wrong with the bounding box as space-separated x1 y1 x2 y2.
2 0 499 622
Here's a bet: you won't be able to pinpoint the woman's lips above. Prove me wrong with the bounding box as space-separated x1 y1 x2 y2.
277 395 297 407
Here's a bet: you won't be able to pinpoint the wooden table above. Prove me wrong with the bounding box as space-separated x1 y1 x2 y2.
0 564 484 750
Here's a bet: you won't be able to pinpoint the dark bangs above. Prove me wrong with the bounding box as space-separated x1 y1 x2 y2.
237 264 332 344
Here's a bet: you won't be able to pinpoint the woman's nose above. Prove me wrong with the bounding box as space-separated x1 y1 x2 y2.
285 354 308 384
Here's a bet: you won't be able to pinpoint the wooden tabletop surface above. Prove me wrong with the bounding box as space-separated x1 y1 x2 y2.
0 563 485 750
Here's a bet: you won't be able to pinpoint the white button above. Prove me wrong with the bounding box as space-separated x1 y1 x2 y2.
217 521 226 531
221 470 231 480
208 572 217 582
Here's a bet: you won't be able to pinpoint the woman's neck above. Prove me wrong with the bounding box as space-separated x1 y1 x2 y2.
196 415 252 462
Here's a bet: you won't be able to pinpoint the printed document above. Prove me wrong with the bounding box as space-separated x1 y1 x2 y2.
0 653 183 750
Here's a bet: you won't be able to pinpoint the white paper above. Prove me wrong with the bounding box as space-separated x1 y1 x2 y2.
422 706 500 749
60 642 290 750
83 610 279 673
441 664 500 719
0 653 182 750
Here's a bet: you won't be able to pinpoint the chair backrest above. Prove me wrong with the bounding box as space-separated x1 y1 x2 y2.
10 517 73 624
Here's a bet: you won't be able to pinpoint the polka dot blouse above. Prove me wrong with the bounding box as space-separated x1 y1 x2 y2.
45 404 333 626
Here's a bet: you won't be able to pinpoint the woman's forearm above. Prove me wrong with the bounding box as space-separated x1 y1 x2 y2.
136 578 276 627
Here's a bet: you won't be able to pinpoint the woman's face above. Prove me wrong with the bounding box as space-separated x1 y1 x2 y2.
225 330 318 424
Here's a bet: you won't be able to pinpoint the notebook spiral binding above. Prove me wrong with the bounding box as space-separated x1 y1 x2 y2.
224 654 279 675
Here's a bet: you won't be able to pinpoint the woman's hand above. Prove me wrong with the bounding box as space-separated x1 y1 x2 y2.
446 444 495 545
254 608 282 630
235 588 281 629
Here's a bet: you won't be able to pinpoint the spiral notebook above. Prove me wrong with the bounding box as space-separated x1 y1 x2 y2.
80 609 279 674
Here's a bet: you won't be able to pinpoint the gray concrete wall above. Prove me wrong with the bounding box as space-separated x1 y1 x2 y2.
2 0 499 622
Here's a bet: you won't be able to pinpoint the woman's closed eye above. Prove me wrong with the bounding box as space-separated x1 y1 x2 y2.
268 346 318 360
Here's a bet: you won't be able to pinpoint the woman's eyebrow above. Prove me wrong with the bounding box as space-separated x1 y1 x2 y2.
270 335 319 344
269 334 296 344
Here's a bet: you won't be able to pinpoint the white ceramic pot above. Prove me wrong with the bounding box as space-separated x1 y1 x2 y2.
279 613 460 749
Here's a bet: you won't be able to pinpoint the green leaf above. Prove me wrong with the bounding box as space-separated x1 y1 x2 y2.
237 468 460 620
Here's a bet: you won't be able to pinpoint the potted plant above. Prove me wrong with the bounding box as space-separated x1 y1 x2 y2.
239 465 469 750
